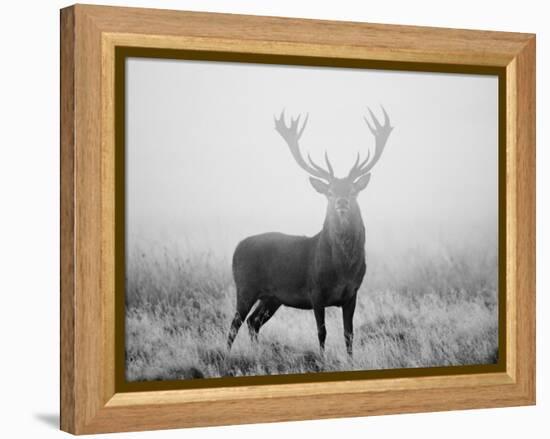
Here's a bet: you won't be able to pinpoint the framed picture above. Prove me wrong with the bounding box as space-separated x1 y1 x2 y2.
60 4 536 434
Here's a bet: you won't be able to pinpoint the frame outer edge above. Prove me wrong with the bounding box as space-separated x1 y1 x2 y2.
515 36 536 403
60 5 77 434
60 4 537 434
75 4 106 433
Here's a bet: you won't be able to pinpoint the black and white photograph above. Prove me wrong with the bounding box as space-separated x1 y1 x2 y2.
125 57 499 382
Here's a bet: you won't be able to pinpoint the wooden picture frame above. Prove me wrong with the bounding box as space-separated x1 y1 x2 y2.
60 4 536 434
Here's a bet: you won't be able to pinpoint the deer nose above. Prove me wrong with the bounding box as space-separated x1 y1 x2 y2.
336 198 349 210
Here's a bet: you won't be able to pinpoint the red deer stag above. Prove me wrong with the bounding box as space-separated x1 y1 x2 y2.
227 108 393 356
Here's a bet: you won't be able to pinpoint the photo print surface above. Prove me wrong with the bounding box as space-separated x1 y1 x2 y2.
124 57 499 382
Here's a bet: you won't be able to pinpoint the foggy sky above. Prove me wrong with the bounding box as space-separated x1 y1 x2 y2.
126 58 498 258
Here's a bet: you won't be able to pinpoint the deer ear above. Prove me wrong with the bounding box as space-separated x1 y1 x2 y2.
353 173 371 194
309 177 329 194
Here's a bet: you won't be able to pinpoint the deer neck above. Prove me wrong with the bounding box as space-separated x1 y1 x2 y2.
321 205 365 266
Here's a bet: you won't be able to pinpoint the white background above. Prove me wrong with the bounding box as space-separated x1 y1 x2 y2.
0 0 546 438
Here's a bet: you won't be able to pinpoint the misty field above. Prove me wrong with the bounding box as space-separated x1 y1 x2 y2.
125 243 498 382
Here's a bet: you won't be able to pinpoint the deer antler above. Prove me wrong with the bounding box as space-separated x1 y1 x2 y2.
347 106 393 182
274 110 334 181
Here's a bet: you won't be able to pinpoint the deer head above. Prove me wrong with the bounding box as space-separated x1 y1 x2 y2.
274 108 393 225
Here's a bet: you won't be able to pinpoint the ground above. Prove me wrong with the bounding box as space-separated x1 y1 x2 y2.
125 244 498 381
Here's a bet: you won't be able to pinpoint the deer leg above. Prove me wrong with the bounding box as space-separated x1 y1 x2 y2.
246 298 281 342
342 293 357 357
313 306 327 354
227 292 256 351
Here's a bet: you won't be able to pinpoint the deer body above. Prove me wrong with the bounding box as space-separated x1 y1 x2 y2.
233 216 366 309
227 108 392 356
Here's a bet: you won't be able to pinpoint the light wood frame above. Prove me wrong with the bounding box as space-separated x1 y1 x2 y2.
60 4 536 434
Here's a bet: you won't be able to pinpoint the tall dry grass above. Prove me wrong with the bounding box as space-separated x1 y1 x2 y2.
125 241 498 382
